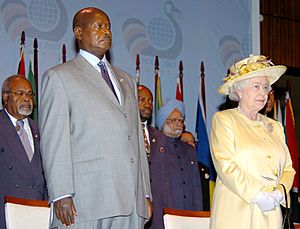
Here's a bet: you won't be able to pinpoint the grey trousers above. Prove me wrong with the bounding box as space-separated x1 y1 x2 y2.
52 210 144 229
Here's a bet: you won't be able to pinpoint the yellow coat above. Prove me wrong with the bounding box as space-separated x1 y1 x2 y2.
209 108 295 229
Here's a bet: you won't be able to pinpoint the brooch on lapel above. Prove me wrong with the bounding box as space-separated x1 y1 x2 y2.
265 123 273 133
152 138 156 143
159 147 165 153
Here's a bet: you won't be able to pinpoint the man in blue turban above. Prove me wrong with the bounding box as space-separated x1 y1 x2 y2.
145 99 203 229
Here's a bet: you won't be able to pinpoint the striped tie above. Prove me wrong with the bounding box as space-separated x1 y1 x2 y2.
16 120 34 161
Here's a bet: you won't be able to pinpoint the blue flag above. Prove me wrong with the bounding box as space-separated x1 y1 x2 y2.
195 100 215 181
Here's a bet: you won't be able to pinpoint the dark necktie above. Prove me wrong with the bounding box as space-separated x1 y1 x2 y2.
142 123 150 158
16 120 34 161
98 61 118 100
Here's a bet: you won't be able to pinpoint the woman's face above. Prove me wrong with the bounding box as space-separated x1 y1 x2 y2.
238 76 271 113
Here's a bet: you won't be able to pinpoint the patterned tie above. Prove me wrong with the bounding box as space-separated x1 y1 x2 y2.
142 123 150 158
98 61 118 100
16 120 34 161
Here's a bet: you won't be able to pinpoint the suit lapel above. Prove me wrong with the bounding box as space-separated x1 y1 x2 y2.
28 119 40 159
74 55 121 109
0 110 32 173
107 62 126 107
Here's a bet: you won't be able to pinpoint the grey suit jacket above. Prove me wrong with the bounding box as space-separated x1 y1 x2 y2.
39 54 151 225
0 110 47 229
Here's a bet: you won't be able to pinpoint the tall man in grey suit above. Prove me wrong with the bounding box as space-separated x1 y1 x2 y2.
39 7 152 229
0 75 47 229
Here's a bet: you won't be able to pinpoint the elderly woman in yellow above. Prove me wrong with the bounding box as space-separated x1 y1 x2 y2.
209 55 295 229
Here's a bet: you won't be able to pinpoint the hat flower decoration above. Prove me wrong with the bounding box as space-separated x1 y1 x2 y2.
218 55 287 95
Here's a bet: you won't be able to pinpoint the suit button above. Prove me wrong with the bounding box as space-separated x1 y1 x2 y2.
128 135 131 140
8 166 13 170
15 184 19 189
174 144 177 147
184 195 186 198
148 161 151 165
181 168 184 171
150 179 152 183
177 155 181 159
131 158 135 163
124 113 128 118
183 181 186 184
0 148 4 152
32 185 37 189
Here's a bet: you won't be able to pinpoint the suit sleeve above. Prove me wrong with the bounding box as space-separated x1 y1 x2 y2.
39 69 74 202
210 112 264 203
133 81 152 200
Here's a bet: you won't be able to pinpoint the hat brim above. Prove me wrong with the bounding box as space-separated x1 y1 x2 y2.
218 65 287 95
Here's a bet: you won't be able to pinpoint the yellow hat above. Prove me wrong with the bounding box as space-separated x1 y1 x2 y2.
218 55 287 95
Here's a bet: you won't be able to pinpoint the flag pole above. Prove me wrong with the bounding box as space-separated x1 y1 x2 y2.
33 38 38 101
200 61 206 119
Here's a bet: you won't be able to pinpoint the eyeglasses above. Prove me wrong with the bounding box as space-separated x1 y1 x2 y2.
166 118 185 125
6 91 35 98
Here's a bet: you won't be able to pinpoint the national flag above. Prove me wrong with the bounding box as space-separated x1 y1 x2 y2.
154 56 162 127
18 44 26 77
136 54 140 86
27 54 37 121
176 60 183 101
196 61 215 209
175 78 183 101
285 91 300 222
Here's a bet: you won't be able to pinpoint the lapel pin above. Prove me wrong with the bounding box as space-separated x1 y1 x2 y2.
159 147 164 153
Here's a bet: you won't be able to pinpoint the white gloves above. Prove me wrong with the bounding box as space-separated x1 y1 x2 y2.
253 190 283 212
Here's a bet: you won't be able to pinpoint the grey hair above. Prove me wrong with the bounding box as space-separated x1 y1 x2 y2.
1 75 27 106
228 79 250 101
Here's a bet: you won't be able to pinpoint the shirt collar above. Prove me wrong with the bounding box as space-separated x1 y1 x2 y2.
4 109 28 127
79 49 108 68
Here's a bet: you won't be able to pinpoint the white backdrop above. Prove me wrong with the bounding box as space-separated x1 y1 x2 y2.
0 0 259 132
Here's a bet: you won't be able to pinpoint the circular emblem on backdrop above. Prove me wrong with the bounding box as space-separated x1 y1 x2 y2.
1 0 68 41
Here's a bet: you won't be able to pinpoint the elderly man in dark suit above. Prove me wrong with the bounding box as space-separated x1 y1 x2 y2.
137 89 202 229
0 75 47 229
39 7 152 229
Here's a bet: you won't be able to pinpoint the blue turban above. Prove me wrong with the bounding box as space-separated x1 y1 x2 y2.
156 99 185 130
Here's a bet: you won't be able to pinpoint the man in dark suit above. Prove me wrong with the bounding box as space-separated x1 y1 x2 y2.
39 7 151 229
180 131 210 211
137 89 202 229
0 75 47 229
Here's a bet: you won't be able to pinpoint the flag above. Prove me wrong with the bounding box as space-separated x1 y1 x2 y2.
176 60 183 101
136 54 140 86
175 78 183 101
196 61 215 209
154 56 162 127
154 69 162 126
18 44 26 77
285 91 300 222
27 55 37 121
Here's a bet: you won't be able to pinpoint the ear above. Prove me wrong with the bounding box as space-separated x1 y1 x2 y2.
74 26 82 40
236 88 242 99
2 93 8 106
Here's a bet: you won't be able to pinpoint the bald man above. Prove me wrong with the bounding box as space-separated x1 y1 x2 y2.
39 7 151 229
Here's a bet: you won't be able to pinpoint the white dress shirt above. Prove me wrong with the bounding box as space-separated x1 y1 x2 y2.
79 49 122 104
5 109 34 152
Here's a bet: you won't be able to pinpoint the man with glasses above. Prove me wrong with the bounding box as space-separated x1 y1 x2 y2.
147 99 202 229
0 75 47 229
